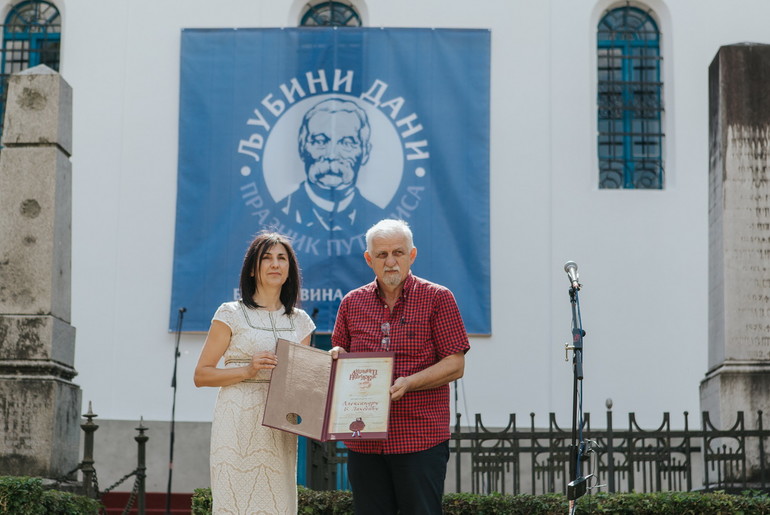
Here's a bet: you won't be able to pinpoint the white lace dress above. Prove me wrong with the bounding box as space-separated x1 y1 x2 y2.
209 300 315 515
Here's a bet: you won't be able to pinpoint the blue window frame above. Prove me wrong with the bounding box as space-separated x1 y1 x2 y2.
300 1 362 27
597 5 663 189
0 1 60 137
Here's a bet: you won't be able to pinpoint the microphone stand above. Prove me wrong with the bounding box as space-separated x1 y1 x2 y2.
565 285 586 514
166 307 186 515
453 379 461 492
310 308 319 347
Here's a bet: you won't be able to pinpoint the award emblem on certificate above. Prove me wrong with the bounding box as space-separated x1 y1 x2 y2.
263 339 395 441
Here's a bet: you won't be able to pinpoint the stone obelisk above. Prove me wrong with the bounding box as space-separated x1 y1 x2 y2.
0 65 81 477
702 44 770 478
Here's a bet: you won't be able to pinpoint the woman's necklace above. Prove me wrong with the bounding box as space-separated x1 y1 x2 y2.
238 300 295 341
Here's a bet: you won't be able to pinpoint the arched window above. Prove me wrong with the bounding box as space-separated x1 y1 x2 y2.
300 1 362 27
597 5 663 189
0 1 61 135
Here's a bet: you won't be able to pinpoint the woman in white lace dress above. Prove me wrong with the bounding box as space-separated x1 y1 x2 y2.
194 232 315 514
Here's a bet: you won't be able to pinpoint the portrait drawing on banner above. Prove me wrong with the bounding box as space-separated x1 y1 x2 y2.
262 96 404 235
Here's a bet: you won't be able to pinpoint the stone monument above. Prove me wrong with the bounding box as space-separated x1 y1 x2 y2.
702 43 770 476
0 65 81 477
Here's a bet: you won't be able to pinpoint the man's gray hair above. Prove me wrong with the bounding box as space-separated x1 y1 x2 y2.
366 219 414 253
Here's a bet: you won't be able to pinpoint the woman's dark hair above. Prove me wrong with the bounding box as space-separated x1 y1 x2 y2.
239 232 301 314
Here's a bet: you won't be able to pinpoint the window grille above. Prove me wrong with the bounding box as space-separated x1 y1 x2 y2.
300 1 362 27
597 5 663 189
0 0 61 138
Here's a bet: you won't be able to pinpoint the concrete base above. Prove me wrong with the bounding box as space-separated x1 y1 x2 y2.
700 362 770 426
700 361 770 481
0 377 81 477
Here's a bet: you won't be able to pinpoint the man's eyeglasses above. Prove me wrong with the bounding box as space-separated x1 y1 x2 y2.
381 322 390 351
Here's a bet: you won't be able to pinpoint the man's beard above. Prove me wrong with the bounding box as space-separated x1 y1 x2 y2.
382 266 402 286
307 158 358 190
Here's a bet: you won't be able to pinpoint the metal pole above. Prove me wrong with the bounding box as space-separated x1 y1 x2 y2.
758 410 766 490
135 418 149 515
80 402 99 499
607 399 615 493
167 307 185 513
454 380 462 493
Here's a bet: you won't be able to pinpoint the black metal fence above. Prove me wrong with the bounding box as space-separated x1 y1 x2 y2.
56 403 148 515
308 410 770 495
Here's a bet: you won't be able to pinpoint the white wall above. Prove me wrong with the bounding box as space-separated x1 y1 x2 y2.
48 0 770 445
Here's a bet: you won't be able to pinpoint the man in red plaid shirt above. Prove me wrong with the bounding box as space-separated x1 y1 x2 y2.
331 219 470 514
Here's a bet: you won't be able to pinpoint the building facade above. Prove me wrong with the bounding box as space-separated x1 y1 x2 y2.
0 0 764 494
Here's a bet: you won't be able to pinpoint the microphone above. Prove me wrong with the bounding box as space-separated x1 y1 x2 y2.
179 307 187 313
311 308 319 319
564 261 580 290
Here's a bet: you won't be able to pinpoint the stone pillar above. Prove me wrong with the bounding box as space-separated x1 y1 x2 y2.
702 44 770 478
0 65 81 478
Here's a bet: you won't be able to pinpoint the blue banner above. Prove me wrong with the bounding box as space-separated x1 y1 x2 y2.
171 28 490 334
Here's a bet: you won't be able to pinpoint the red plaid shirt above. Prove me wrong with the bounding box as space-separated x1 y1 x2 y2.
332 273 470 454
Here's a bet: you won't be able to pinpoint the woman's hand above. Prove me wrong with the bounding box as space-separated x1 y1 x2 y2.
247 351 278 376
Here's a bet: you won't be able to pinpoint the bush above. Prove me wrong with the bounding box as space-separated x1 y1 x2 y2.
574 490 770 514
192 487 212 515
0 476 101 515
443 492 566 514
193 487 354 514
190 487 770 514
298 487 354 514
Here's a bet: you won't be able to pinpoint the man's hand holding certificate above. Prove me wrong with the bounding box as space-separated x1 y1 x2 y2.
263 339 394 441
